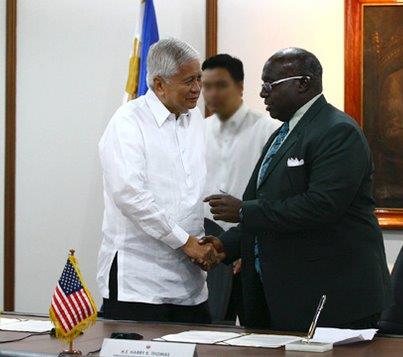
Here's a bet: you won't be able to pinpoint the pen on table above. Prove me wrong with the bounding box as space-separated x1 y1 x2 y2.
304 294 326 343
219 189 228 195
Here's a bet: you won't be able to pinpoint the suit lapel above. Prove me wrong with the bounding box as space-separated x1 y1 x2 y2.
257 95 328 189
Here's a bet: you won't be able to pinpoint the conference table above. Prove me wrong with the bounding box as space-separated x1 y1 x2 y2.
1 312 403 356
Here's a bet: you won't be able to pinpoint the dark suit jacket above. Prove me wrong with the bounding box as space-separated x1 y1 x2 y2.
219 95 392 331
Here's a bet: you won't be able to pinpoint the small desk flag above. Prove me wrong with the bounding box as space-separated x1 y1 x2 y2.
49 250 97 344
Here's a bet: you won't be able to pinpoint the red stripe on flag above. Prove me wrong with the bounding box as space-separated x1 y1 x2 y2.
52 292 73 332
74 291 89 318
55 287 76 330
58 288 81 326
69 293 85 322
71 291 88 319
51 300 68 333
79 289 94 316
52 294 71 332
56 287 79 326
66 295 83 323
54 289 74 331
75 290 92 317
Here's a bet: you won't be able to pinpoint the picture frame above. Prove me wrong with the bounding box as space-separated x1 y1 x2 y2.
345 0 403 229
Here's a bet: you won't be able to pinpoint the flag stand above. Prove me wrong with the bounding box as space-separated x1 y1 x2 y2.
58 340 82 356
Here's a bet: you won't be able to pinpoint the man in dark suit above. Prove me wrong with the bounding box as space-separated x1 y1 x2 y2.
200 48 392 332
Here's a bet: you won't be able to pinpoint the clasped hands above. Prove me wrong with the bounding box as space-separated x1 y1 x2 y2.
182 235 225 271
181 193 242 270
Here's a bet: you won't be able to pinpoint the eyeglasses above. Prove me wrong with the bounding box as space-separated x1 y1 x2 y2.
261 75 310 92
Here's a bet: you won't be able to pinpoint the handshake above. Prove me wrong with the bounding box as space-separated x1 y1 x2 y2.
182 235 226 271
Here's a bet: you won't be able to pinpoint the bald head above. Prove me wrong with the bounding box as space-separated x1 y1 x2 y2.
260 48 323 122
264 47 323 92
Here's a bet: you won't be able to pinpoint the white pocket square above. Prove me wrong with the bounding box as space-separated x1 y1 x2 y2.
287 157 304 167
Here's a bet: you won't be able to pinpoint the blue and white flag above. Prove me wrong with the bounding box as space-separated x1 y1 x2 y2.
125 0 159 101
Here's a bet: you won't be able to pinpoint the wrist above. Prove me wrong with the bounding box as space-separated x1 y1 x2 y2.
182 235 197 250
181 235 191 250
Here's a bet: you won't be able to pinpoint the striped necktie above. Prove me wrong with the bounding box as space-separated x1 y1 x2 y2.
257 121 290 187
255 121 289 276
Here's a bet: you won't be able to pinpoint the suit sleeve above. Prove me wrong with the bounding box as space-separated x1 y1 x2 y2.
241 123 370 233
219 225 243 264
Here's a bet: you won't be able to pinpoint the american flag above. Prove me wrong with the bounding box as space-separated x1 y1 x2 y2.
50 255 97 338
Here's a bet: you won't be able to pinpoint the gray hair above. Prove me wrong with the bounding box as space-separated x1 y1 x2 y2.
146 38 200 89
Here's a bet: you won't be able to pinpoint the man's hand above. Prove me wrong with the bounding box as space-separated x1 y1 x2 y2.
195 235 227 271
181 235 218 270
204 194 242 223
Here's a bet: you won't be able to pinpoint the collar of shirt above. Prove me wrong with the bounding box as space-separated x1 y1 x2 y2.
288 92 323 132
145 89 190 128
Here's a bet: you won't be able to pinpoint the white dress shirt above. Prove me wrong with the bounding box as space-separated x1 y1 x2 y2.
204 103 281 231
97 90 208 306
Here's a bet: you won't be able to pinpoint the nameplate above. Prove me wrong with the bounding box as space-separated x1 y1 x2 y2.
100 338 197 357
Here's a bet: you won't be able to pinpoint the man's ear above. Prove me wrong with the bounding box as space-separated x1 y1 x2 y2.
298 76 310 93
237 81 244 96
153 77 164 96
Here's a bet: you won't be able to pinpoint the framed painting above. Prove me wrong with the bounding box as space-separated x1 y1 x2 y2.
345 0 403 228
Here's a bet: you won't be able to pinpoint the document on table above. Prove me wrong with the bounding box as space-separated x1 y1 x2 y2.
312 327 378 345
157 330 243 344
218 334 302 348
0 317 21 326
0 317 54 333
156 330 301 348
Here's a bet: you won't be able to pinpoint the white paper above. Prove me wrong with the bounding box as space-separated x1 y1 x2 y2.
312 327 377 345
158 330 243 344
0 319 53 333
157 330 301 348
0 317 25 326
219 333 302 348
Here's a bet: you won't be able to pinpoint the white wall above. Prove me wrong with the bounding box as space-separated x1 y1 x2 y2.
217 0 403 270
218 0 344 113
0 0 6 310
15 0 205 313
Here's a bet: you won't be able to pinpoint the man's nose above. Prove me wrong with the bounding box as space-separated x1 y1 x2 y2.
260 88 267 98
191 79 201 92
